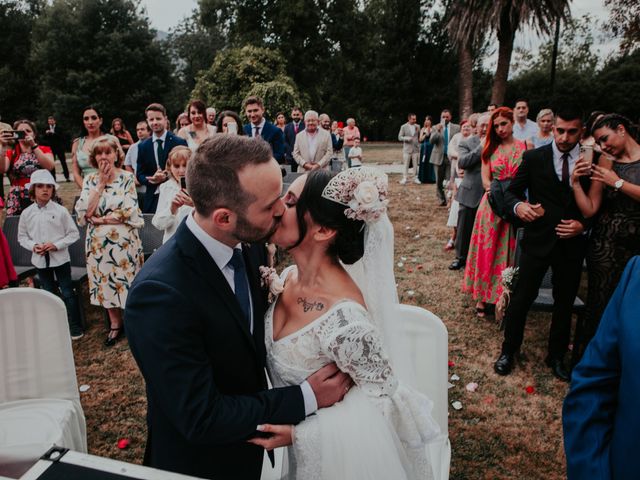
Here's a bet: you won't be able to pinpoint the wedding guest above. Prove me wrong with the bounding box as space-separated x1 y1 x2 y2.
418 116 436 184
0 119 55 215
397 113 421 184
123 121 151 211
75 135 144 346
445 120 473 250
18 169 82 339
563 256 640 480
152 146 194 243
275 112 287 132
347 137 363 167
43 115 70 182
174 112 190 133
526 109 554 149
71 106 105 188
284 107 305 171
206 107 216 126
216 110 244 135
343 118 360 167
178 100 216 149
570 113 640 362
512 99 539 141
463 107 525 317
243 95 285 163
495 108 590 380
430 110 461 206
111 117 134 152
320 114 344 170
0 228 17 288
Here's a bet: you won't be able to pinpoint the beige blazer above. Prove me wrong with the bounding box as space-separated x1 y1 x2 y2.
398 122 420 154
293 129 333 168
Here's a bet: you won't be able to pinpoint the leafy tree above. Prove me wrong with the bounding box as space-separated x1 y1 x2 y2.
30 0 174 136
604 0 640 53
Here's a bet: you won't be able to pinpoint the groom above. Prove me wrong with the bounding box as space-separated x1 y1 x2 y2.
125 135 351 479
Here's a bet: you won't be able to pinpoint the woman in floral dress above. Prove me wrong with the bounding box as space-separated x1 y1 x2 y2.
1 119 56 215
463 108 525 317
75 135 144 346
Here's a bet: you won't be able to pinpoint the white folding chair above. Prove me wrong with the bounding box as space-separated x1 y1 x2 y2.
0 288 87 476
394 303 451 480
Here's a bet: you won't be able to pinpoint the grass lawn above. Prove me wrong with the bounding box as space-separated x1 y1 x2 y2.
46 143 569 479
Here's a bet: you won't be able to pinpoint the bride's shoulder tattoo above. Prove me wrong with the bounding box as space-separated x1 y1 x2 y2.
297 297 325 313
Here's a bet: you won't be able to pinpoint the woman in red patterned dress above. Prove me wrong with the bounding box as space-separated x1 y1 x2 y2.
463 107 525 317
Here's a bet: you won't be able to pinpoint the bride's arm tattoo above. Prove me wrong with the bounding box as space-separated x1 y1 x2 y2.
297 297 325 313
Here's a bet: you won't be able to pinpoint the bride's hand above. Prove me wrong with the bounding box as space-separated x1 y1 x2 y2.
247 424 293 450
307 362 353 408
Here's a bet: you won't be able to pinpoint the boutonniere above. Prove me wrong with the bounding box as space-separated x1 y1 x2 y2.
259 266 284 303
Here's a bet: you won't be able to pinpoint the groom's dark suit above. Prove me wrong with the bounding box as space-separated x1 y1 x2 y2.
501 143 590 361
125 220 306 479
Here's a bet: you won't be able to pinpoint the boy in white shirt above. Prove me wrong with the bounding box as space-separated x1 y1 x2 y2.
18 170 83 339
347 137 363 167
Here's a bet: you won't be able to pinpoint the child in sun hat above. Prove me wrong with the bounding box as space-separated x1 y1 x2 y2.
18 169 83 339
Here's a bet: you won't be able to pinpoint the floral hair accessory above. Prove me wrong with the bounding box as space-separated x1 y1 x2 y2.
259 266 284 303
320 166 389 223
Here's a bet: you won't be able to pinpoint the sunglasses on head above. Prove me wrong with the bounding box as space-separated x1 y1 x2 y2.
83 115 99 121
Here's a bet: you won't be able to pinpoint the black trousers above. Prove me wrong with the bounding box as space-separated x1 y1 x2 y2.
454 204 478 262
501 239 586 360
434 156 450 202
53 147 70 179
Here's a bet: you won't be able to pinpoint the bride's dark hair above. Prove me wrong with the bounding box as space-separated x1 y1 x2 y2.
293 169 365 264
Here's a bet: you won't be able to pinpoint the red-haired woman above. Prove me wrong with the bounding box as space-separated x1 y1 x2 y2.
463 108 526 317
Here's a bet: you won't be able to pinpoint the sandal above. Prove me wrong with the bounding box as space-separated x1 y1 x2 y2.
104 327 123 347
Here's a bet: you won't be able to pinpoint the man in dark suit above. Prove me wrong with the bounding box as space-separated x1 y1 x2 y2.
125 135 349 480
284 107 305 172
494 108 590 381
449 113 490 270
136 103 188 213
43 116 70 181
243 95 285 164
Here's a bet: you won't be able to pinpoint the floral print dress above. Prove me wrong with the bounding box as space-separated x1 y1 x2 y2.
462 141 525 304
5 147 53 215
75 170 144 308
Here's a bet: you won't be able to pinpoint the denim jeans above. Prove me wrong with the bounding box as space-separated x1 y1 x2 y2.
37 262 83 336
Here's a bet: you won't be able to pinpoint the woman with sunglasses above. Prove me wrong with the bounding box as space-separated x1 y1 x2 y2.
71 106 105 188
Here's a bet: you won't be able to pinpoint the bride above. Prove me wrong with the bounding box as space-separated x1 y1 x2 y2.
249 167 439 479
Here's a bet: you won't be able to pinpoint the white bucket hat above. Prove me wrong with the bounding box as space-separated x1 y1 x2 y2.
26 169 59 190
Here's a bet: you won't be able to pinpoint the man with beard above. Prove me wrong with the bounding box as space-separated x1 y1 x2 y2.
125 135 350 480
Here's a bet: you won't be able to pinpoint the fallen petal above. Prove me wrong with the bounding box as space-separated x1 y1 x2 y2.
117 438 130 449
407 290 415 296
465 382 478 392
448 360 455 367
79 384 90 393
397 262 404 268
451 401 463 410
525 386 535 394
450 374 460 381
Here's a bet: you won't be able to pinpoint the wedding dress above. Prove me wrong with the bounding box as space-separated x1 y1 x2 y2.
265 266 439 480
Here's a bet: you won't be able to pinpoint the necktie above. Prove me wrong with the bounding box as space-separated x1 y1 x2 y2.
561 153 570 186
443 125 449 155
155 139 164 168
294 122 299 134
228 248 251 329
254 126 261 138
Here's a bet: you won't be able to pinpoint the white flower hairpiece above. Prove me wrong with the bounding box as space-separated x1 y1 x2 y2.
321 167 389 223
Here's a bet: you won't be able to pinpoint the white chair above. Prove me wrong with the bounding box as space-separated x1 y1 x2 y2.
394 303 451 480
0 288 87 476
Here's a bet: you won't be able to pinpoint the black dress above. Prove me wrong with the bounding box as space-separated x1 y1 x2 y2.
573 159 640 362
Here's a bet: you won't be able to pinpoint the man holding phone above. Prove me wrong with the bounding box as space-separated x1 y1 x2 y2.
429 109 460 205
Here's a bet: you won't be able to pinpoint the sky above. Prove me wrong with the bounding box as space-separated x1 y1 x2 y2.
139 0 619 64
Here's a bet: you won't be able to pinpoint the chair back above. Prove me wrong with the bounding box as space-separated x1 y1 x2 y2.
0 288 80 404
69 216 87 268
140 214 164 258
2 216 33 268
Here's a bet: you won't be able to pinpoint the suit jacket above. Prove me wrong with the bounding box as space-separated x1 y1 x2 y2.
42 125 66 152
284 121 305 163
243 121 285 163
505 143 591 259
429 123 460 165
563 256 640 480
125 221 305 480
136 131 187 209
397 122 420 154
292 129 333 169
330 131 344 151
455 135 484 208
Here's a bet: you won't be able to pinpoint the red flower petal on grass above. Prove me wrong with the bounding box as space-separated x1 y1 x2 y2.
448 360 455 367
417 265 423 270
117 438 130 449
407 268 414 273
525 386 535 394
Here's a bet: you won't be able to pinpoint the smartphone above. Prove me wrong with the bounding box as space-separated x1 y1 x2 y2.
5 130 26 140
580 144 594 167
180 177 187 190
227 122 237 135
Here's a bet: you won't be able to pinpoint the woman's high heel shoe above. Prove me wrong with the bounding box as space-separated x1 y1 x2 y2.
104 327 123 347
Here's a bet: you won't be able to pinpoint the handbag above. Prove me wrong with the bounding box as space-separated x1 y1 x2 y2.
488 178 522 226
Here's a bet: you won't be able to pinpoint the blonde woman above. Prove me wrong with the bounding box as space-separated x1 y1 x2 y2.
526 109 554 149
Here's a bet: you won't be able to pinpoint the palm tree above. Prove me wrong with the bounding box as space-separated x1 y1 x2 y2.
445 0 570 108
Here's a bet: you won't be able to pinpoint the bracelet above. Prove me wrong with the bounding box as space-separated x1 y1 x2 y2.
31 144 39 150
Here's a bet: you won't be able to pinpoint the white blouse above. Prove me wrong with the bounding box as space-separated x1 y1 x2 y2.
152 179 193 243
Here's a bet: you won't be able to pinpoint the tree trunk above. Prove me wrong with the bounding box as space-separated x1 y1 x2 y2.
490 7 518 106
458 41 474 119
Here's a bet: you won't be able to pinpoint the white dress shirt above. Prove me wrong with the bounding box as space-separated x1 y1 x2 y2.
152 130 168 168
551 140 580 181
185 213 318 415
124 140 140 170
305 130 319 160
152 179 194 243
18 200 80 269
252 118 266 138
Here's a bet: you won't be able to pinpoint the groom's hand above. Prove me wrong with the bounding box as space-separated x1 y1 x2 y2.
307 362 353 408
247 424 292 451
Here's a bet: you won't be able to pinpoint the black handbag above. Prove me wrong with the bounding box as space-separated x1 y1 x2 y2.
488 178 522 226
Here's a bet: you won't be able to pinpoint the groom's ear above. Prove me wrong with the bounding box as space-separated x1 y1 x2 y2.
212 207 235 231
313 225 337 243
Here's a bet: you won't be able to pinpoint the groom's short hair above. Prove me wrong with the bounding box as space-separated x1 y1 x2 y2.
187 134 273 217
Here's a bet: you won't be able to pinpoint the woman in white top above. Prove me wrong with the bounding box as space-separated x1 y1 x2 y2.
178 100 216 149
444 121 472 250
152 146 194 242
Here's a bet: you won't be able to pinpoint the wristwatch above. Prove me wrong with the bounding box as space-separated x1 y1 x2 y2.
614 179 625 191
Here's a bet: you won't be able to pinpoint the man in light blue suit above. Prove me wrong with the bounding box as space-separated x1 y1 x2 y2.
563 255 640 480
243 95 285 164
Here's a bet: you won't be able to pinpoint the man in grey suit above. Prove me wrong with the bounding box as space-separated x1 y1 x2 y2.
430 109 460 205
449 113 490 270
397 113 421 184
293 110 333 170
